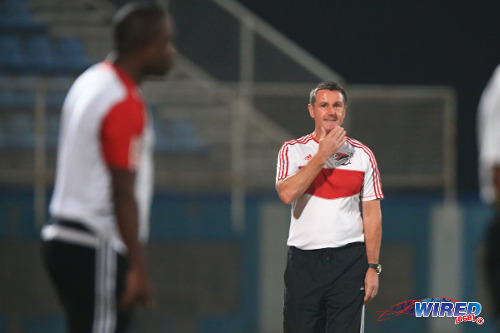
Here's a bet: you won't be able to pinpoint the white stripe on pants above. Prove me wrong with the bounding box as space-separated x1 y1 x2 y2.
93 239 117 333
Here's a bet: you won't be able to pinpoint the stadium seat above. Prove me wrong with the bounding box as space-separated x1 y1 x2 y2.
46 91 66 111
3 113 34 149
0 0 85 75
55 37 91 74
154 118 208 154
1 0 31 19
0 0 48 34
0 36 25 72
0 16 49 35
11 89 36 110
25 35 56 73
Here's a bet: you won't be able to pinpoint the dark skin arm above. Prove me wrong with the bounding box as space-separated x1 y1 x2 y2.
110 168 152 310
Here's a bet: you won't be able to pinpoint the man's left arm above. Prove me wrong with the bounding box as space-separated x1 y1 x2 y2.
362 199 382 303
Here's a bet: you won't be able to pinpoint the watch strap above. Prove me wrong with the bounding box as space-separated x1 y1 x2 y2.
368 263 382 274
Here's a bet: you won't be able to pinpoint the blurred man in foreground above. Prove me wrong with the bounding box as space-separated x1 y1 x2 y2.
41 3 176 332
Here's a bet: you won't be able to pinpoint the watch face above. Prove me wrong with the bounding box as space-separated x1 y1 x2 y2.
369 264 382 274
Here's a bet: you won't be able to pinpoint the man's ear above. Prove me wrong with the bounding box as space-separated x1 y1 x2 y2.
308 104 314 119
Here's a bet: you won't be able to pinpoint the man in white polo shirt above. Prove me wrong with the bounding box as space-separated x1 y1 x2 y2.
41 3 176 332
276 81 383 332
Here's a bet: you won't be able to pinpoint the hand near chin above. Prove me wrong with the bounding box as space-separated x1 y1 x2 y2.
317 126 346 159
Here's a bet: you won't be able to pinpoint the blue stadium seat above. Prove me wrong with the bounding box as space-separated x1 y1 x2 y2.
0 35 85 76
25 35 56 73
154 118 208 154
1 0 31 19
11 89 36 110
10 75 39 109
46 91 67 111
0 35 25 72
4 113 34 149
0 0 48 40
0 16 49 34
55 37 91 74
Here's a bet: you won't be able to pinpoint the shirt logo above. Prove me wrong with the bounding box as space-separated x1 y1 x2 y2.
333 152 353 167
304 154 313 161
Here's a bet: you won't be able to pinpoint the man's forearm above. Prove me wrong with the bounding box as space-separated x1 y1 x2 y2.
363 200 382 264
277 154 327 205
115 192 146 268
110 168 146 269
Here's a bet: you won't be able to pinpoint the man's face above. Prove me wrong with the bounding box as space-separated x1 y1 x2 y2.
308 89 346 133
143 16 176 76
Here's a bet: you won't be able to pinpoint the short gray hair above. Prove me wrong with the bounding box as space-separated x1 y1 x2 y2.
309 81 347 106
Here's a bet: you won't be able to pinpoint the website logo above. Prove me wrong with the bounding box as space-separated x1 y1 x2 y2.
377 297 484 326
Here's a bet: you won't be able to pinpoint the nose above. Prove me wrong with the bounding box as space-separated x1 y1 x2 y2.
327 106 338 118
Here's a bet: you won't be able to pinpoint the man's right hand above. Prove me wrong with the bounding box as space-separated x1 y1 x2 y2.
119 265 152 310
317 126 346 161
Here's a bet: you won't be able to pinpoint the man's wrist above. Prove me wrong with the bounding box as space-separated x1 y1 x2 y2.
368 263 382 274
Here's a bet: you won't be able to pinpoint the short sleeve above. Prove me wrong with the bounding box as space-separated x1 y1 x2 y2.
276 142 300 187
360 147 384 201
100 99 145 170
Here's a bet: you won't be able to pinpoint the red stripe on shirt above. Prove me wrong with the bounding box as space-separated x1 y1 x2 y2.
305 168 365 200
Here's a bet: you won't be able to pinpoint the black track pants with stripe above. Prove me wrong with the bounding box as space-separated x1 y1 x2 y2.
283 243 367 333
42 238 130 333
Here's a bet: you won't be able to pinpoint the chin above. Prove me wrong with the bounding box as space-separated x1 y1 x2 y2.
323 123 338 131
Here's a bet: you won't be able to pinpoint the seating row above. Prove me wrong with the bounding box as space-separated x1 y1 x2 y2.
0 35 91 75
0 0 48 34
0 111 207 153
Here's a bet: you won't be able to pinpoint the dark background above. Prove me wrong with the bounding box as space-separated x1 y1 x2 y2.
236 0 500 194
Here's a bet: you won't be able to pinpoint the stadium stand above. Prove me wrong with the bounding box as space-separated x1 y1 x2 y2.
0 0 206 159
0 0 48 34
0 0 89 75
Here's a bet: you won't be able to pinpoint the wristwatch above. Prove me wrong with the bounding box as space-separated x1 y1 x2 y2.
368 263 382 274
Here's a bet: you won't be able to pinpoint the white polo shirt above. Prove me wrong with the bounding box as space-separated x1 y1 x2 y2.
478 64 500 204
276 134 383 250
48 61 154 252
